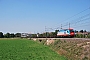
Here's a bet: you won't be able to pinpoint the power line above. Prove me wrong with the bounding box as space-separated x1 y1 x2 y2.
77 21 90 25
70 13 90 24
62 13 90 27
73 24 90 28
63 7 90 22
60 7 90 27
61 14 90 29
71 17 90 25
47 17 90 30
46 7 90 31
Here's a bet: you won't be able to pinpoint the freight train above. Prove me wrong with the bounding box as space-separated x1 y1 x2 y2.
57 28 75 37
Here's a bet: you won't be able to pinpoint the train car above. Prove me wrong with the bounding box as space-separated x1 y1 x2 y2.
57 28 75 37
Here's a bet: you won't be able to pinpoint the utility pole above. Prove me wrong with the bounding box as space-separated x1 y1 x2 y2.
45 26 46 32
69 23 70 29
61 24 62 29
45 26 47 40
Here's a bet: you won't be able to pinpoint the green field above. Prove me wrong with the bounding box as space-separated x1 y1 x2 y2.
0 39 67 60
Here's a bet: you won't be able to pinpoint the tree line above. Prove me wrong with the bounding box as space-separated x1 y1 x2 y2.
0 30 90 38
0 30 59 38
0 32 21 38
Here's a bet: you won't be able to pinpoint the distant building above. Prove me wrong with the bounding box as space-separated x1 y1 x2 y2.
21 33 31 38
21 33 27 38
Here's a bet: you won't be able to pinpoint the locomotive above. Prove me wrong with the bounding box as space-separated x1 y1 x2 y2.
57 28 75 37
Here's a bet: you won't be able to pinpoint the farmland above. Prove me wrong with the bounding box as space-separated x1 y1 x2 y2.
0 38 67 60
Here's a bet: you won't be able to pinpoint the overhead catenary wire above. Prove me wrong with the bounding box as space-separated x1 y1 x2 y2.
72 24 90 28
61 7 90 27
71 17 90 25
62 7 90 23
62 13 90 27
71 13 89 23
47 7 90 31
47 17 90 31
70 13 90 24
45 7 90 31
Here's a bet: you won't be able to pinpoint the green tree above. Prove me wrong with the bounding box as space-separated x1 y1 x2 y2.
80 30 83 33
43 33 46 38
55 30 59 37
49 32 56 38
15 33 21 37
10 33 15 38
39 34 43 38
31 34 37 38
87 34 90 38
75 30 78 33
0 32 4 38
84 30 87 32
4 33 10 38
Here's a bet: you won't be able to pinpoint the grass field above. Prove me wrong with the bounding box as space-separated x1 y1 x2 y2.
0 38 67 60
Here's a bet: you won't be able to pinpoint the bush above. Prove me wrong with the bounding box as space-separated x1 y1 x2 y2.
87 34 90 38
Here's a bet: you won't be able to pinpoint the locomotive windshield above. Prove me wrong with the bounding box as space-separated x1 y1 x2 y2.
70 30 74 32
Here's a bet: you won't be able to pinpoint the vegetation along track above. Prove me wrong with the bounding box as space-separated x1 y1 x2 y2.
32 38 90 40
36 38 90 60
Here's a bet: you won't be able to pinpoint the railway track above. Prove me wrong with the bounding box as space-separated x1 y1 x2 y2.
32 38 90 40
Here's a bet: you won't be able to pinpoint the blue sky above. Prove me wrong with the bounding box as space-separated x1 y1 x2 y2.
0 0 90 33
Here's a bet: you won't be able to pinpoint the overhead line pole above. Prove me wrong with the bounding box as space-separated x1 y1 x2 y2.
69 23 70 29
45 26 47 40
61 24 62 29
